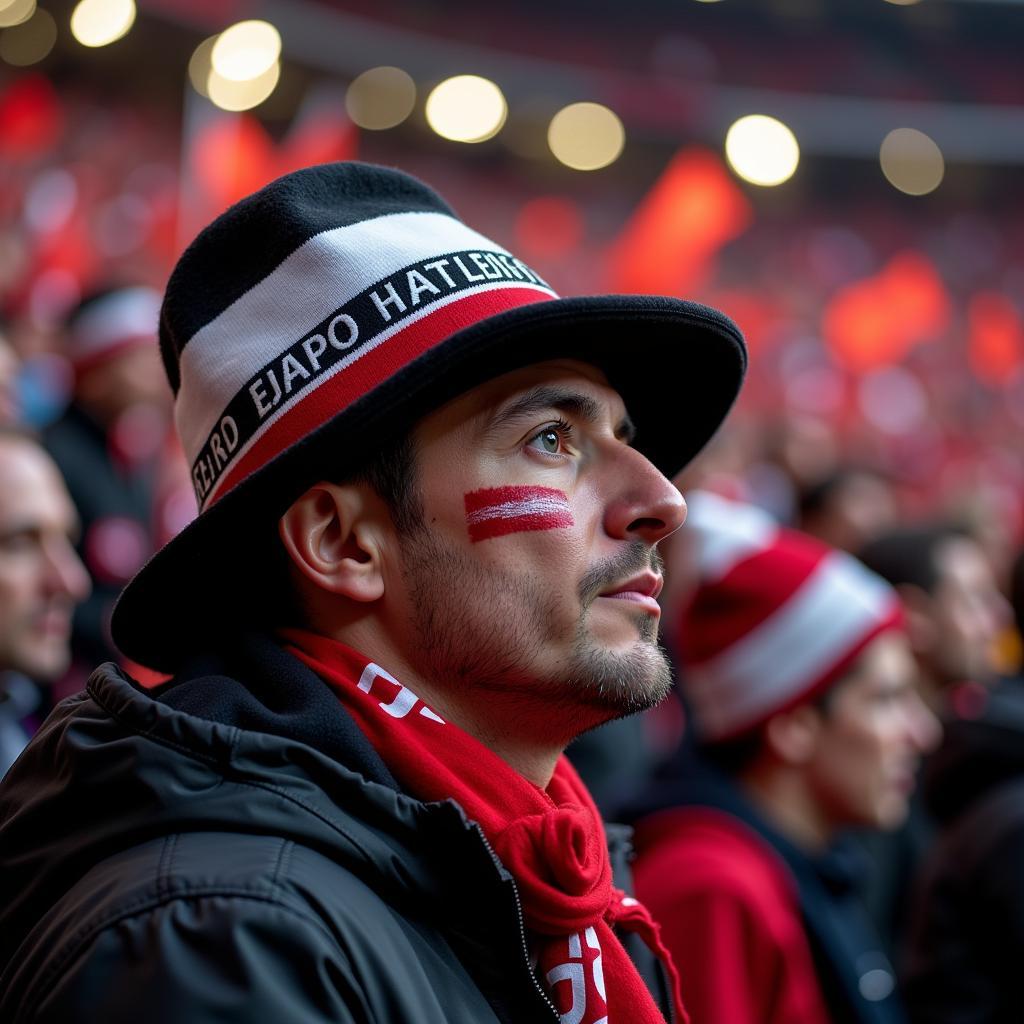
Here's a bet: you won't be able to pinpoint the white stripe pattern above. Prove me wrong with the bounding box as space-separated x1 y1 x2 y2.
685 490 779 582
467 495 571 524
175 210 555 463
687 551 896 739
201 278 551 508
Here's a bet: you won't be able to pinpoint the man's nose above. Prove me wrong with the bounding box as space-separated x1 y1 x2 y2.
907 691 942 755
603 445 687 546
44 537 91 603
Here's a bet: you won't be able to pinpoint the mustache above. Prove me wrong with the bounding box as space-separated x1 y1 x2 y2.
578 541 664 606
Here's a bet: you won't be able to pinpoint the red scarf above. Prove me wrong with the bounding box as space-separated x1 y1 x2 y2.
282 629 687 1024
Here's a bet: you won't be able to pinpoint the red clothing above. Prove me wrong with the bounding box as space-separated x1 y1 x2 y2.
633 806 832 1024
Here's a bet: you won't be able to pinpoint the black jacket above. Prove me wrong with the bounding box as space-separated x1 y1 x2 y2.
0 635 673 1023
630 757 907 1024
902 677 1024 1024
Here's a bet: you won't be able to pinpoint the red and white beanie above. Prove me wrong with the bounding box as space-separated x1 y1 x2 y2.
66 286 161 373
676 491 903 742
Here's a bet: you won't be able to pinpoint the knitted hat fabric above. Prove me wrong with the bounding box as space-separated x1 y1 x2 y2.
67 286 162 372
677 491 903 743
110 162 746 670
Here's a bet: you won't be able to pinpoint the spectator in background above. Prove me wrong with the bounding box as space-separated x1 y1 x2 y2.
0 428 91 775
631 491 938 1024
799 467 898 554
901 545 1024 1023
852 524 1011 959
858 525 1010 711
45 286 170 679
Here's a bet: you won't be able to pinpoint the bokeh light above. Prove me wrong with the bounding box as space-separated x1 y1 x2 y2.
345 66 416 130
207 59 280 111
0 7 56 64
880 127 944 195
210 20 280 82
425 75 506 143
70 0 135 47
725 114 800 186
0 0 35 28
187 35 217 98
547 102 625 171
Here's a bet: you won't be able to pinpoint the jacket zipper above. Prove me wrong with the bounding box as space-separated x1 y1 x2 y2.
470 823 562 1022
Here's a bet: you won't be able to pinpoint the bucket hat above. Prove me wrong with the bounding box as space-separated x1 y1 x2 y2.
112 162 747 670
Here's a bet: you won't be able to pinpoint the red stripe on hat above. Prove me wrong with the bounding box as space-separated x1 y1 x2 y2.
681 531 830 665
207 285 553 508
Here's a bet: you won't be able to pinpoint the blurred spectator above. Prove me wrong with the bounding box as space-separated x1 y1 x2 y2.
799 467 899 554
858 525 1010 710
44 285 170 679
850 525 1010 958
631 491 938 1024
901 546 1024 1023
0 427 91 776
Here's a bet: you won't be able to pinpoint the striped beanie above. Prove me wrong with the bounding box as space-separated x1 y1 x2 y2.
677 491 903 742
111 161 746 670
67 286 161 373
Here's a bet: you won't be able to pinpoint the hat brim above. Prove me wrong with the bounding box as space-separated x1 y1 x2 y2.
112 294 746 671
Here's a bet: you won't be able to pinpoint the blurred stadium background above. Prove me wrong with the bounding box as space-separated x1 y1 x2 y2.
1 0 1021 570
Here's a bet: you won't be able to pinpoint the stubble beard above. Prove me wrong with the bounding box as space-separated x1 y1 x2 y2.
399 526 673 737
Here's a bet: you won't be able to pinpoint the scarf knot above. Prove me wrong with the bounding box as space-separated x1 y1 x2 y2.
494 803 612 935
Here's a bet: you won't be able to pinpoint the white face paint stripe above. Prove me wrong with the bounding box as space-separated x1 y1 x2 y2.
687 551 897 738
175 210 543 458
465 496 573 523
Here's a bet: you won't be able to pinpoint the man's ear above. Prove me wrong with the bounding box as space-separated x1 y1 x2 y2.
278 482 386 603
763 704 824 766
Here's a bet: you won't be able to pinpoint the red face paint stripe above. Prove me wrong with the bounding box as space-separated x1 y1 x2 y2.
205 285 553 509
464 485 574 543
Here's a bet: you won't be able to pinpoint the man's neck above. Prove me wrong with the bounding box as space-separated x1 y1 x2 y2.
740 766 833 853
325 621 566 789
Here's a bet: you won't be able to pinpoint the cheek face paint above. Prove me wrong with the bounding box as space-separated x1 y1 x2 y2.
465 485 574 543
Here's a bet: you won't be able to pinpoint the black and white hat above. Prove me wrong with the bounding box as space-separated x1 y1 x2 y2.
112 161 747 670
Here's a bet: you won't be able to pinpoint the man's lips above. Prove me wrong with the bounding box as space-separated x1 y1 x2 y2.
598 572 663 613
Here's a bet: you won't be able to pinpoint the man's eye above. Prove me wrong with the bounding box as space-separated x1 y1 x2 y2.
528 421 572 455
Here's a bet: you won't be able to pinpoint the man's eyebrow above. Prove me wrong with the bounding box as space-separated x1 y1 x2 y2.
489 385 636 442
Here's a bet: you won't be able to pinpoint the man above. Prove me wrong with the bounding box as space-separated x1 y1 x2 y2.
901 544 1024 1022
0 428 91 775
854 523 1010 949
45 284 172 675
858 524 1009 710
631 491 939 1024
0 162 746 1022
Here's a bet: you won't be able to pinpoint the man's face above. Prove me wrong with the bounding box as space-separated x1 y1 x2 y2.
383 360 687 742
0 437 91 681
805 631 940 832
928 536 1009 684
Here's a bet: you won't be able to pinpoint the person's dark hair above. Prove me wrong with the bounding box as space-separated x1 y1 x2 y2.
0 423 42 445
857 524 965 595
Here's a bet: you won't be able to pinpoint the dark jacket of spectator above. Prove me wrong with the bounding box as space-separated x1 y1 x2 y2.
0 634 675 1023
903 677 1024 1024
